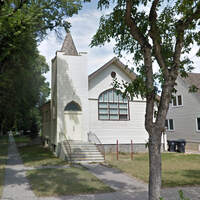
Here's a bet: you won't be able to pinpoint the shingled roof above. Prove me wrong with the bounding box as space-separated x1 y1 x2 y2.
184 73 200 91
61 32 78 56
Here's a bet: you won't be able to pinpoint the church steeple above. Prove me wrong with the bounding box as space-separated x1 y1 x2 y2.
61 32 78 56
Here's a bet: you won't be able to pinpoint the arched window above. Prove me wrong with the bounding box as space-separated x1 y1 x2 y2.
98 89 129 120
64 101 81 111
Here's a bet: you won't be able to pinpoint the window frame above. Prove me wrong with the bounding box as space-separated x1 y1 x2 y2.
172 95 183 107
196 117 200 132
165 119 175 131
98 89 130 121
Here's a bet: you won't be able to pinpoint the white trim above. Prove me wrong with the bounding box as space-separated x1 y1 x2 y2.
88 98 146 103
64 111 82 115
165 119 175 131
172 95 183 108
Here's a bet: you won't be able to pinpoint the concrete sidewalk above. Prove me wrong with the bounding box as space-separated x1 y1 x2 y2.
1 134 147 200
2 134 38 200
2 135 200 200
83 164 200 200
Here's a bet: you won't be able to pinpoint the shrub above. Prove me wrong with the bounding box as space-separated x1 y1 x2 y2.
30 118 39 139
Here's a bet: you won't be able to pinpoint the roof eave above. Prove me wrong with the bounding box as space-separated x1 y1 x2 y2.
88 57 137 81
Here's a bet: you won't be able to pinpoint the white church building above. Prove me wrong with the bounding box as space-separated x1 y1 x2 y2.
41 33 150 162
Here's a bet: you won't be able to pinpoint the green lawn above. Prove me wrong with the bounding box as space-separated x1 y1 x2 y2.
27 167 114 196
18 144 67 167
18 143 113 196
0 136 8 198
106 153 200 188
14 135 31 146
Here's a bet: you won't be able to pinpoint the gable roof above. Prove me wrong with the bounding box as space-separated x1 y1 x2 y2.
61 32 78 56
88 57 137 80
182 73 200 92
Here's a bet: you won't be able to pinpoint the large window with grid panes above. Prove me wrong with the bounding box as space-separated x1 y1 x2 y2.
98 89 129 120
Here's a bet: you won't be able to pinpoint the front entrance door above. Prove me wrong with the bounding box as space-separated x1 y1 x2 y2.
64 111 82 140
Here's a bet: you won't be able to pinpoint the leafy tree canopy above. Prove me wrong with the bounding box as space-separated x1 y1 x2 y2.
0 36 50 133
0 0 87 133
91 0 200 93
90 1 200 199
0 0 87 73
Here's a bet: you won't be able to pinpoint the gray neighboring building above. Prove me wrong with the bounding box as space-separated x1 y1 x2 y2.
166 73 200 151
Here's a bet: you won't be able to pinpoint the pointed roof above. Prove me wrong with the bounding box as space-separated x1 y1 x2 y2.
88 57 137 81
185 73 200 90
88 57 161 101
61 32 78 56
181 73 200 93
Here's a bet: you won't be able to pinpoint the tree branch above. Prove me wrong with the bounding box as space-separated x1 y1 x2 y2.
149 0 169 77
156 2 200 128
125 0 151 49
144 48 154 133
182 2 200 28
172 2 200 77
7 0 28 17
155 79 174 129
125 0 154 131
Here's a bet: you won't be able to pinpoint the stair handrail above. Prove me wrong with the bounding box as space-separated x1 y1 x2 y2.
60 132 72 163
88 131 105 159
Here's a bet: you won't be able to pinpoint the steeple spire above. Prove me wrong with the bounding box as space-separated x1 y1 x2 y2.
61 32 78 56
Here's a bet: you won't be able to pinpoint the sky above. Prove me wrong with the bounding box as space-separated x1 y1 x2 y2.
38 1 200 85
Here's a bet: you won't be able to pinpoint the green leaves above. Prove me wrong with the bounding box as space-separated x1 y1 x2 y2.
112 74 149 100
0 0 84 62
91 0 200 98
189 85 199 93
0 0 84 132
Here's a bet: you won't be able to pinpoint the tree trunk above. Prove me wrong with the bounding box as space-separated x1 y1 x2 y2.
0 125 3 136
148 130 162 200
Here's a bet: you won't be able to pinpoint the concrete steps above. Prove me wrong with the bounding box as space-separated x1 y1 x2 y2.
63 140 104 163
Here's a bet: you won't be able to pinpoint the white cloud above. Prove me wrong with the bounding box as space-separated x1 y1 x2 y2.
38 1 200 86
38 2 117 85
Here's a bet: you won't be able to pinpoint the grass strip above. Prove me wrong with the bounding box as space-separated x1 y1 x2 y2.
27 167 114 197
106 152 200 187
14 135 31 146
18 144 67 167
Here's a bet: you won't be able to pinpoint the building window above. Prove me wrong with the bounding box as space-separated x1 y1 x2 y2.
64 101 81 111
196 117 200 132
172 95 183 107
98 89 129 120
165 119 174 131
111 71 116 78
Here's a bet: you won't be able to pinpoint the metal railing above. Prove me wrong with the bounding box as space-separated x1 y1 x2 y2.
88 131 105 159
59 132 72 163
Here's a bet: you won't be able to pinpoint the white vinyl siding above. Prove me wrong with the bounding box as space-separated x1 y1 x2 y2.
88 63 148 144
89 99 148 144
167 76 200 141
